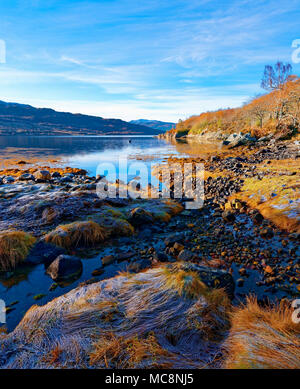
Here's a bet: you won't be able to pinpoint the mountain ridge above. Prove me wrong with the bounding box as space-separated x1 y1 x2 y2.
0 100 162 136
130 119 175 131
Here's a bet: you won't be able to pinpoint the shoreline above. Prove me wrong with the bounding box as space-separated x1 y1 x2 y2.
0 137 299 368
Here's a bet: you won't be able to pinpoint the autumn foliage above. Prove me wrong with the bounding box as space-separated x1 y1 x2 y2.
174 65 300 140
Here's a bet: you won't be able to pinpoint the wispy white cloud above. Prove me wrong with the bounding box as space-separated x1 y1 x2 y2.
1 0 299 121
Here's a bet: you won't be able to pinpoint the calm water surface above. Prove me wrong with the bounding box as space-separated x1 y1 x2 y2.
0 135 183 174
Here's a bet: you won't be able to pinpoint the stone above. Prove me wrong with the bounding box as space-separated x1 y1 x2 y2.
260 227 274 239
18 173 35 181
252 211 264 224
101 255 115 266
46 255 82 281
173 242 185 252
25 241 65 266
174 262 235 298
164 233 185 247
3 176 15 184
128 258 152 273
127 207 154 227
223 132 256 148
92 268 104 277
222 210 235 223
60 176 72 183
51 172 61 178
115 251 135 262
177 249 195 261
34 170 51 182
153 251 169 262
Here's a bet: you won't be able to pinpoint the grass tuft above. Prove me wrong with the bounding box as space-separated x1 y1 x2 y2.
89 332 175 368
45 221 108 249
0 230 36 271
224 297 300 369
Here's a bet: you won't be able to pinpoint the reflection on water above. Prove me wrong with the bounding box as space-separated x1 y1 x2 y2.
0 135 183 176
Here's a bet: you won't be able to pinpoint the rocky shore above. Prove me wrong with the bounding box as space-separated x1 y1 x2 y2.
0 137 299 368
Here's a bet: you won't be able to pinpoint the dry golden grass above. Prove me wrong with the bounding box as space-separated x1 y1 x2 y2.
0 230 36 271
232 159 300 233
224 297 300 369
89 332 176 368
44 345 63 365
187 289 231 342
163 268 208 299
45 221 108 249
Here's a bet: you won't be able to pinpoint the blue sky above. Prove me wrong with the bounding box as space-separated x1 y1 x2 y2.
0 0 299 122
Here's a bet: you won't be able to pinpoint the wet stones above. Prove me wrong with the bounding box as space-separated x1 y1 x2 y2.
152 251 169 263
115 251 135 262
46 254 82 281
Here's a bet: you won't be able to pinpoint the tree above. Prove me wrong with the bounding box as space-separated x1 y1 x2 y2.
261 62 292 91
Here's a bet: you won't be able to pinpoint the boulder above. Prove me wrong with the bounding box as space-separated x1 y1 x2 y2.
18 173 35 181
25 241 65 266
34 170 51 182
3 176 15 184
51 172 61 178
173 262 235 298
128 258 152 273
127 207 154 227
223 132 256 148
46 255 82 281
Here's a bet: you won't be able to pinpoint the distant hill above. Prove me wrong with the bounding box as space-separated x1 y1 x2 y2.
130 119 175 132
0 101 161 136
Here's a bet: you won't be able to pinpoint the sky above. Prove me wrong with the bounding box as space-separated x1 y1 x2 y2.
0 0 300 122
